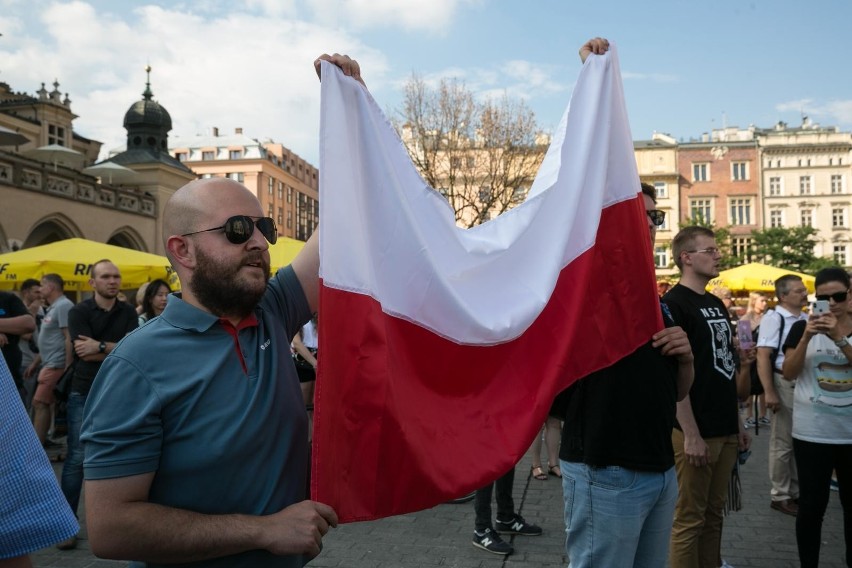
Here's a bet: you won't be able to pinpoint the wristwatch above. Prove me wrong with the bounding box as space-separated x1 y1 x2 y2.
834 337 849 348
98 341 107 353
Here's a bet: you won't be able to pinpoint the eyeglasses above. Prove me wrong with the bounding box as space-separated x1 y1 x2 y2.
815 290 849 303
684 247 720 255
646 210 666 227
182 215 278 245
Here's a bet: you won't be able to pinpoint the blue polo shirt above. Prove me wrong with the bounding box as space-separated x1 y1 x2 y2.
81 266 310 568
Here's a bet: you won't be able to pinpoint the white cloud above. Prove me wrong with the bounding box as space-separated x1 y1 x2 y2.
390 60 566 111
776 98 852 126
824 100 852 123
775 99 813 114
0 2 389 164
307 0 477 33
243 0 298 17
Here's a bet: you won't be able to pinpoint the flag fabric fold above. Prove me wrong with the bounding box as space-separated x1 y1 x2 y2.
313 46 662 522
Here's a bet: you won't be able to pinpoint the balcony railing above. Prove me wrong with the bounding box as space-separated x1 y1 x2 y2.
0 150 157 217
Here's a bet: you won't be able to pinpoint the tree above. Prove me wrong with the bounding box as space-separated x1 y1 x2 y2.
748 226 823 272
394 75 546 228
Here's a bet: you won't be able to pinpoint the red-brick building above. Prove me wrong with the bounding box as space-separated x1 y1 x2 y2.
677 129 761 261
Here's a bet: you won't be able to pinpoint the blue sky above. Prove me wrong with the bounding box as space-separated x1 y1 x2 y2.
1 0 850 165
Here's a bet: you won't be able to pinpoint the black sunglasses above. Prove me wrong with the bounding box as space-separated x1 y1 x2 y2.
646 209 666 227
815 290 849 303
182 215 278 245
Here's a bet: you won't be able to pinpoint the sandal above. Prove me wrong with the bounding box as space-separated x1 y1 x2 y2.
531 465 548 481
548 463 562 478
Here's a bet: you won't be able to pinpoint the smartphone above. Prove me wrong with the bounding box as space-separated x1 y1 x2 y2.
812 300 830 316
736 320 754 349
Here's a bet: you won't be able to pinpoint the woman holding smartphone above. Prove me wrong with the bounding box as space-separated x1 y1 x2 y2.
782 267 852 568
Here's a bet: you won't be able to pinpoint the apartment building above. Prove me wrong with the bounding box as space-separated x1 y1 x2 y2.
759 119 852 266
677 127 761 262
171 129 319 241
635 133 679 276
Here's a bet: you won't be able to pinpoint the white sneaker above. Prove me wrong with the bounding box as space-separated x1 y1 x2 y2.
720 561 735 568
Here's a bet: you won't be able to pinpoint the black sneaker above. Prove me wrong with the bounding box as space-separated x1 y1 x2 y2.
495 514 543 536
472 528 513 555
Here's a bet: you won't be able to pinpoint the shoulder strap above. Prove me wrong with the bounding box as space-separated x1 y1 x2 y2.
774 309 786 353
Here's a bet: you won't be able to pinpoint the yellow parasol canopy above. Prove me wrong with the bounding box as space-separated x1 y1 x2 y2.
707 262 815 294
0 238 178 291
268 236 306 272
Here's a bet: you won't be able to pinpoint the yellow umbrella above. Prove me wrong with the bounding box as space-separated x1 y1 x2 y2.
268 236 305 272
708 262 815 294
0 238 178 291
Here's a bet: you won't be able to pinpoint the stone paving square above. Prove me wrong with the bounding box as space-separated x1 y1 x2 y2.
34 418 847 567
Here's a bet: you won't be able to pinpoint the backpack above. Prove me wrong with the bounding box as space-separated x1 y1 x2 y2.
748 309 785 395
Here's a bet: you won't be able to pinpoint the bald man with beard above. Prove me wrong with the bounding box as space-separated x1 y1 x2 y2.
79 54 364 568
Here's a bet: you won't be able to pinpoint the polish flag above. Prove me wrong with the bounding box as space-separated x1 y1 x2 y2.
312 46 662 522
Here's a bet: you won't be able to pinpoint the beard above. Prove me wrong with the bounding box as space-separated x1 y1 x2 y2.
191 246 271 319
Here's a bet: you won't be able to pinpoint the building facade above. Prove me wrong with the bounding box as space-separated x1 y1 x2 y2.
0 74 192 256
759 119 852 266
635 133 679 277
170 129 319 241
677 128 761 264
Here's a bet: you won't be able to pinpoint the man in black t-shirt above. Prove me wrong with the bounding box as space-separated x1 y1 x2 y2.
556 178 694 567
56 260 137 551
664 226 752 568
0 290 36 399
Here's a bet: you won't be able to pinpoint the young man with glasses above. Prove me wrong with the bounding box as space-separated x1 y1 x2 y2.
80 54 365 568
555 179 694 568
756 274 808 517
664 226 753 568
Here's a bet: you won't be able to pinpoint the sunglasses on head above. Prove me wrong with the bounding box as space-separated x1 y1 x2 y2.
182 215 278 245
646 209 666 227
815 290 849 303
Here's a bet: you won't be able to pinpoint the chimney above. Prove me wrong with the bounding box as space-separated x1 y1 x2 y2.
212 127 219 137
235 127 243 135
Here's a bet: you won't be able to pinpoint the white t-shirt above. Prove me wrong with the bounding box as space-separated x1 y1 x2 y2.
785 323 852 444
756 306 807 372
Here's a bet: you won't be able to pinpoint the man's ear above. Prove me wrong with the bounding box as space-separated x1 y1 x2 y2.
166 236 196 270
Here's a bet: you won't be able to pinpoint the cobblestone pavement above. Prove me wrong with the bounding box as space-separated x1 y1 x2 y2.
35 419 846 567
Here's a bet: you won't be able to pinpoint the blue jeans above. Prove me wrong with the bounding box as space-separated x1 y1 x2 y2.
60 391 87 515
561 460 678 568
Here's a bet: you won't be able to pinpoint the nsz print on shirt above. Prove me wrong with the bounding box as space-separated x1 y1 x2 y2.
700 306 735 380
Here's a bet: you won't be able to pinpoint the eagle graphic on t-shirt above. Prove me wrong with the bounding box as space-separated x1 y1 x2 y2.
708 318 735 380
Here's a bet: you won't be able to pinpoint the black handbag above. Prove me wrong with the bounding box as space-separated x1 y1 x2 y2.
53 363 76 402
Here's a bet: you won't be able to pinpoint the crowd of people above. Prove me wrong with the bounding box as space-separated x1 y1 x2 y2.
2 40 850 568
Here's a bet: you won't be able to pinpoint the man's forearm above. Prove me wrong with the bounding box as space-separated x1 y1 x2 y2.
676 395 701 438
756 350 775 392
88 501 264 563
735 364 751 400
0 315 36 335
675 360 694 402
